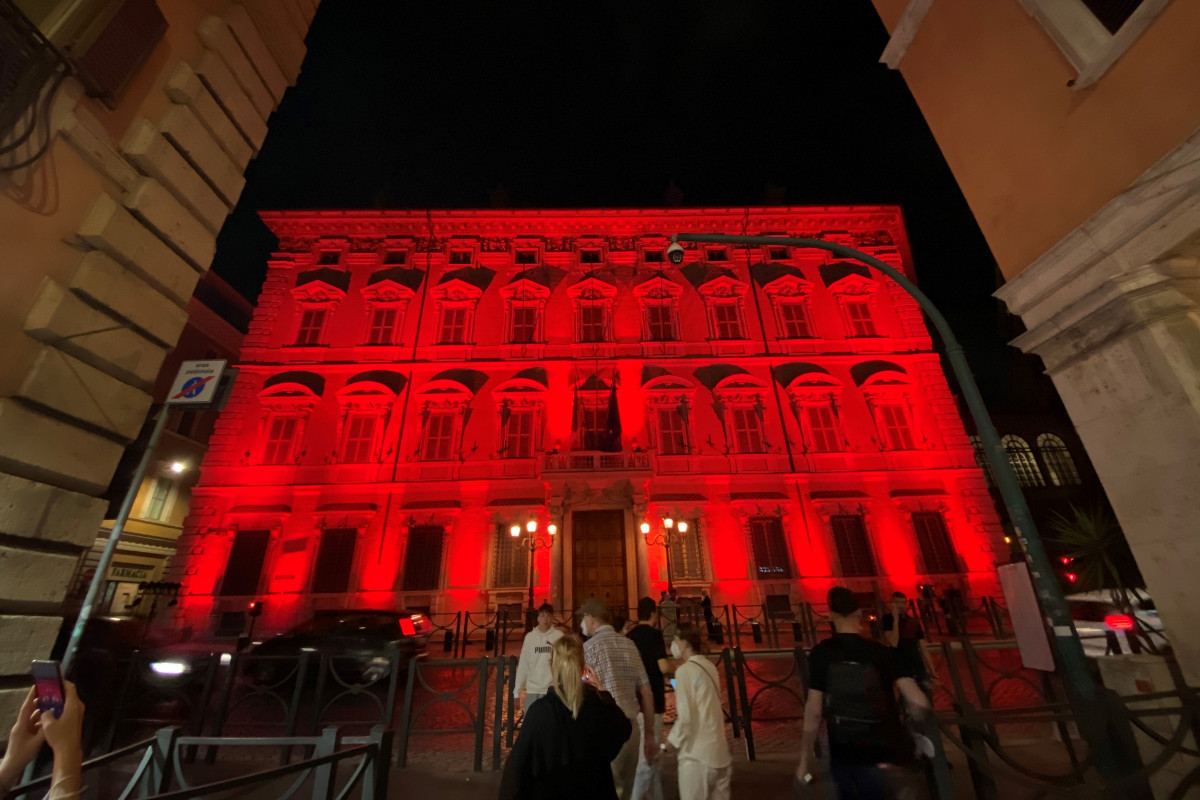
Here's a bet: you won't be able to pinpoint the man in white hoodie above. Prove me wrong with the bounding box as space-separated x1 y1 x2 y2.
512 602 564 713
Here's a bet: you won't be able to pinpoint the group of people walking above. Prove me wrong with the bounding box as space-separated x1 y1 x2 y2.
508 586 934 800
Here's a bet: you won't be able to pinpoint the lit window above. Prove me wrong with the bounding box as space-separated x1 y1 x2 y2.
383 249 407 265
439 306 469 344
492 524 528 588
422 412 457 461
340 413 378 463
1002 435 1046 488
1037 433 1081 486
876 403 916 450
514 250 537 265
508 305 539 344
967 435 996 487
705 247 729 262
730 407 765 454
749 516 791 579
843 299 877 337
295 308 328 346
912 512 958 574
803 404 841 452
448 250 472 265
670 519 706 581
262 416 299 465
645 304 677 341
317 250 340 266
656 407 688 455
711 303 743 340
777 301 812 338
145 478 172 521
580 249 602 264
578 305 607 343
502 409 535 459
832 514 876 577
643 250 664 263
367 306 399 345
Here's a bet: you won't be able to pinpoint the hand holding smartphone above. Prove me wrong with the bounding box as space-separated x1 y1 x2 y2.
31 660 65 718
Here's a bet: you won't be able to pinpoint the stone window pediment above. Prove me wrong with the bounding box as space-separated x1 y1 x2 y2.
697 275 748 299
762 274 813 298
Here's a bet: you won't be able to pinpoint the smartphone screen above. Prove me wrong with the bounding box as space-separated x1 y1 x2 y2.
31 660 65 718
669 678 677 690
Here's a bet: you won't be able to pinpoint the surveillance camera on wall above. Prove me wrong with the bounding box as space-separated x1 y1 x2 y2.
666 241 685 265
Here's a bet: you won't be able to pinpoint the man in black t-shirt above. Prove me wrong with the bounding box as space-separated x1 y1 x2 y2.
627 596 671 800
797 587 929 799
881 591 935 691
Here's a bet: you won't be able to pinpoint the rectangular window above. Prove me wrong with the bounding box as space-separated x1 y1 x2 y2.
749 517 792 579
262 416 298 465
804 404 841 452
422 412 457 460
705 247 729 262
832 515 876 578
1081 0 1144 34
643 249 664 263
670 521 706 581
492 525 528 588
145 478 172 521
578 305 607 342
877 403 916 450
295 308 327 346
580 249 602 264
317 250 340 265
367 306 399 345
730 407 765 454
312 528 356 594
645 304 677 341
656 407 688 455
383 249 407 265
514 249 537 265
503 409 535 459
402 525 444 591
913 512 958 574
341 413 378 463
778 301 812 338
448 250 472 265
844 299 877 337
712 303 743 340
509 305 539 344
768 247 789 261
220 529 270 596
439 306 468 344
579 405 605 451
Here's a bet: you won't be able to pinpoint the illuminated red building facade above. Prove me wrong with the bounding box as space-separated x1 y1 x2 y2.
169 208 1005 637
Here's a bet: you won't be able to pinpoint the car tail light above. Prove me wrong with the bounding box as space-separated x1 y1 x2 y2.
1106 614 1135 631
399 618 416 636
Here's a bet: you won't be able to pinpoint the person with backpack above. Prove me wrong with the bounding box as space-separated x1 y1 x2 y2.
795 587 930 799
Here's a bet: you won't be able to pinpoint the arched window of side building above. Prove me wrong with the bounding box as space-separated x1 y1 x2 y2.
1037 433 1082 486
1001 435 1046 488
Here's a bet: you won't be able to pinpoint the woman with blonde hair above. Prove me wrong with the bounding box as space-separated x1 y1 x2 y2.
504 636 632 800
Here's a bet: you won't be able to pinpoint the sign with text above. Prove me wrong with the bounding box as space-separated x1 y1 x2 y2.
167 360 227 406
998 562 1055 671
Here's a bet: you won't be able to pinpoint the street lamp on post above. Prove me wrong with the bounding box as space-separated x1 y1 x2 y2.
644 517 686 592
514 519 555 614
673 232 1102 706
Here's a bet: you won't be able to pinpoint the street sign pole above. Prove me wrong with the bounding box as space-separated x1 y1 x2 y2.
63 360 228 673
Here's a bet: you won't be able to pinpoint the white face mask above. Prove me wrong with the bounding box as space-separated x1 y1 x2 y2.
580 620 591 638
670 640 682 659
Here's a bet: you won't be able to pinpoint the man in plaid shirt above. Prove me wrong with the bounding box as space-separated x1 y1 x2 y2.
580 598 657 800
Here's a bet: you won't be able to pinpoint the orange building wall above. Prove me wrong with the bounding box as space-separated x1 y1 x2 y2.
871 0 1200 278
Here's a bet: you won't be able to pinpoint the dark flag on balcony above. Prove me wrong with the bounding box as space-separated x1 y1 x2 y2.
600 374 622 452
570 374 581 450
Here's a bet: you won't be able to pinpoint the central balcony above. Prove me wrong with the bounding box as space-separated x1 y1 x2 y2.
542 450 651 473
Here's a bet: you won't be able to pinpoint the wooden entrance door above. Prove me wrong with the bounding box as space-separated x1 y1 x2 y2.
572 510 627 611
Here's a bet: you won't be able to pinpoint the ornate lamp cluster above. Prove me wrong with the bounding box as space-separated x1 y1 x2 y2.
641 517 687 591
510 517 557 612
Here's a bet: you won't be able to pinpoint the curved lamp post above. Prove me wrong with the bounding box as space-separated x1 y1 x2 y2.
512 519 556 612
642 518 687 592
673 232 1099 705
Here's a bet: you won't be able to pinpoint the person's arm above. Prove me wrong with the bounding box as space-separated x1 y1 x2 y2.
666 667 692 752
795 688 824 780
0 687 44 795
512 635 531 698
40 681 85 800
657 657 673 677
897 677 930 720
882 614 899 648
638 683 657 762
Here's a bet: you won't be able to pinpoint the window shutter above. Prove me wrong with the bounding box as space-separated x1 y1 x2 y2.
749 517 792 579
403 525 444 591
312 528 357 593
831 515 876 577
492 526 528 588
220 530 270 596
912 512 958 574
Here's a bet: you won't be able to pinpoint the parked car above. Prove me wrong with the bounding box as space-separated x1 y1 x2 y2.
242 609 431 685
1067 592 1166 657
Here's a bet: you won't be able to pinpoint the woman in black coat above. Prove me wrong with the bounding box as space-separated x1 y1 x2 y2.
504 636 632 800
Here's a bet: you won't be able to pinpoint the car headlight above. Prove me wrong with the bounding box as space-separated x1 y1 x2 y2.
149 660 191 677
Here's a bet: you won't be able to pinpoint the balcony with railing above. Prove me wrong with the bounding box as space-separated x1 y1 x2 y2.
542 450 651 473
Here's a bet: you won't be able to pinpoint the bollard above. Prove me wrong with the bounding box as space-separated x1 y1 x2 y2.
750 620 762 644
443 630 454 653
485 628 495 651
792 620 804 643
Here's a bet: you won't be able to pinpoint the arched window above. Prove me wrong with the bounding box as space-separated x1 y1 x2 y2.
1037 433 1081 486
967 435 996 487
1001 435 1045 487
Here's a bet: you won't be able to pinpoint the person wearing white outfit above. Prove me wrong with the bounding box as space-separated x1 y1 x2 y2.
513 602 564 713
663 623 731 800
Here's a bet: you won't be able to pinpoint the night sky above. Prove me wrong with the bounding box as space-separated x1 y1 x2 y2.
212 0 1018 402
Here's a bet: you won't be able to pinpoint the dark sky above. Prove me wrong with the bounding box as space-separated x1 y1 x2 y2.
213 0 1019 401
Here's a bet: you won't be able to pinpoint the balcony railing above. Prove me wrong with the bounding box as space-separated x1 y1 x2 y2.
542 450 651 472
